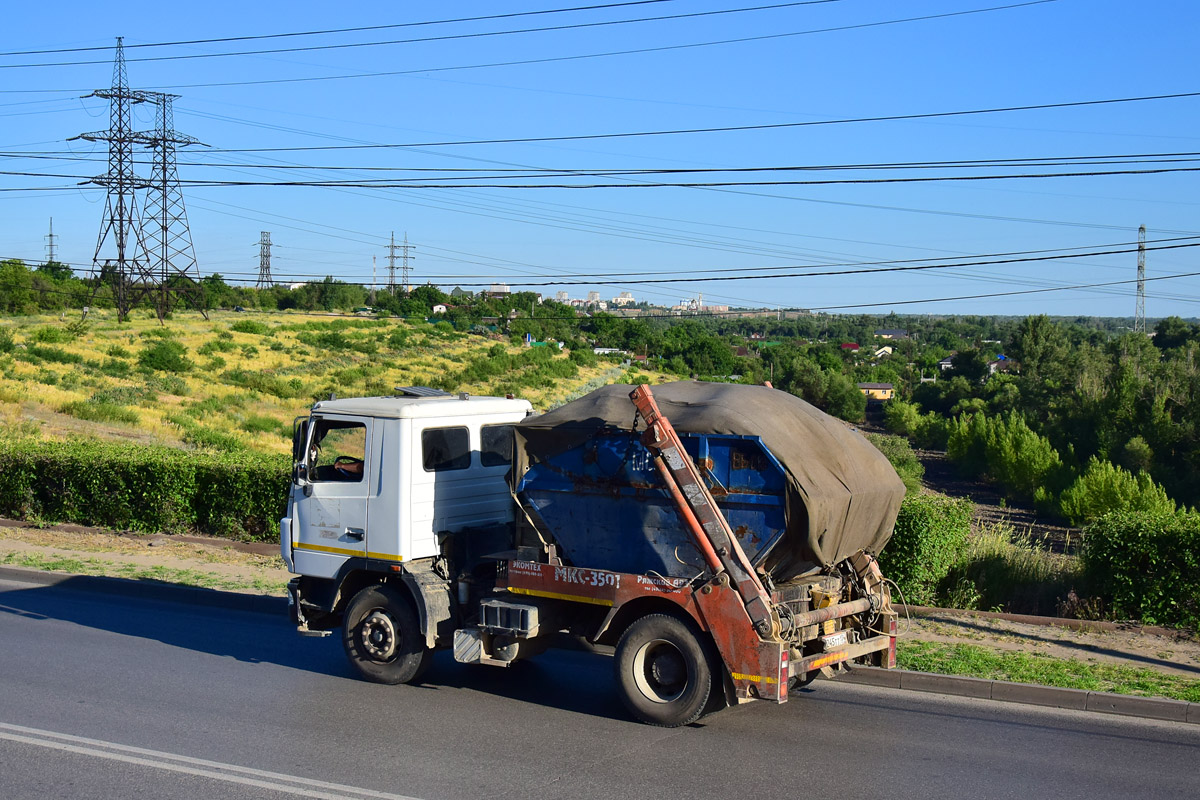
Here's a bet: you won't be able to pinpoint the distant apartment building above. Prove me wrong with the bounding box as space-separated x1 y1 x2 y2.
555 290 570 303
611 291 636 306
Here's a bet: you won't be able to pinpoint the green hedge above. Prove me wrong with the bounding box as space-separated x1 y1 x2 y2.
1082 510 1200 628
878 493 974 606
0 438 290 541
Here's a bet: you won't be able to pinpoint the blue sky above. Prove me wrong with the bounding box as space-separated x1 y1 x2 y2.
2 0 1198 317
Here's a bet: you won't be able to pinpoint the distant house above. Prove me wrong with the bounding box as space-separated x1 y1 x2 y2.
841 342 860 353
857 382 895 401
730 345 754 358
431 304 448 314
987 355 1014 375
874 329 909 340
874 345 893 359
938 354 957 372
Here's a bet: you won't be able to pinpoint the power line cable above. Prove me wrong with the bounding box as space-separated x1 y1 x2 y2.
0 2 676 56
0 2 839 68
4 1 1054 92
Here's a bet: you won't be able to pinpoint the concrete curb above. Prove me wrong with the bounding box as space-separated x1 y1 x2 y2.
834 666 1199 725
0 565 287 617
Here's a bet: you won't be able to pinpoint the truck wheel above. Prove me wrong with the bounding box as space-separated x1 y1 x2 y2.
614 614 712 727
342 585 430 685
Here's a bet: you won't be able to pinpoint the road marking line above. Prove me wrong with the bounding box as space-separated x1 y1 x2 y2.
0 722 424 800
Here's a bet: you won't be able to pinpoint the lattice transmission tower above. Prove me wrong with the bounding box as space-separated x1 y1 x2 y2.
257 232 274 288
401 233 413 292
385 231 415 294
1134 225 1146 334
140 91 207 320
71 38 154 321
45 218 58 264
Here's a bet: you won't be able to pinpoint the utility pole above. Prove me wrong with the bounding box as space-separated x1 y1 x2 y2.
386 232 398 295
256 232 273 289
72 37 154 321
45 218 58 264
140 91 206 320
1134 225 1146 334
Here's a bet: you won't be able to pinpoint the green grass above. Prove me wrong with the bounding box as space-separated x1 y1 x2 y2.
0 551 287 596
898 639 1200 703
940 524 1082 616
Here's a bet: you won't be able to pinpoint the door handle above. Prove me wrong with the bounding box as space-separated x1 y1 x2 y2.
345 527 365 541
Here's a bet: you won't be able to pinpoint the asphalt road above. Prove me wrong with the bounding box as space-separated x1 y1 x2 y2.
2 574 1198 800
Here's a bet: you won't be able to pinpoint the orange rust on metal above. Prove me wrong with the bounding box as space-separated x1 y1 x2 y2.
629 384 776 638
692 578 788 703
787 597 872 629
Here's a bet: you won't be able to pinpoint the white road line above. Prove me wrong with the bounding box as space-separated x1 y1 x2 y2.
0 722 424 800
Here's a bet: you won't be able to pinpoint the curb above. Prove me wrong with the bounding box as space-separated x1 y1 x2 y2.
0 565 287 617
832 666 1199 725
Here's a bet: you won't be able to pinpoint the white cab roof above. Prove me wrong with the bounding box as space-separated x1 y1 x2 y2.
311 394 532 420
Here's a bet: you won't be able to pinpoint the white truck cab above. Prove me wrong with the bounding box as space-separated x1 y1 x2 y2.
282 390 532 649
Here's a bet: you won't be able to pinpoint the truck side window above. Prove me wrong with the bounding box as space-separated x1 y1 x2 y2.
310 421 367 482
480 424 513 467
422 426 470 472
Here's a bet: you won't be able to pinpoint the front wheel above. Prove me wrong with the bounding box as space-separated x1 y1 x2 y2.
614 614 713 727
342 584 430 685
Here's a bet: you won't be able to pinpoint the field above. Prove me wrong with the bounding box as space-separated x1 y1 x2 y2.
0 309 663 454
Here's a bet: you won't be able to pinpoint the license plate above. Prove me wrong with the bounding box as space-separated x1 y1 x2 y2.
822 631 848 650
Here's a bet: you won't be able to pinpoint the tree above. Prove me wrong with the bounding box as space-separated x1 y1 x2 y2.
0 259 35 313
1153 316 1197 351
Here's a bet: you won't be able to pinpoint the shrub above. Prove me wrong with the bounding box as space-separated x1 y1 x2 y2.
220 368 305 399
1059 458 1176 526
1082 510 1200 627
26 344 83 365
29 326 69 344
198 339 236 355
59 400 139 425
0 437 289 539
866 433 924 496
138 339 192 372
239 414 282 435
99 358 133 378
105 344 131 359
877 493 973 606
0 328 14 354
230 319 271 336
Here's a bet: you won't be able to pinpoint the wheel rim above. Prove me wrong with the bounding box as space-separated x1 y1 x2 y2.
632 638 689 704
360 609 398 661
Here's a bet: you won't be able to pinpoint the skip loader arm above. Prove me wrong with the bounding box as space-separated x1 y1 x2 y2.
629 384 777 639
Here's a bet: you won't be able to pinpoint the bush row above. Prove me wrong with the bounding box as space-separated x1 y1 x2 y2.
1083 510 1200 628
0 438 290 541
878 493 974 606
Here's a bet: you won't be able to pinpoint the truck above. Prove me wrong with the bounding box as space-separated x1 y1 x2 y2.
281 381 906 727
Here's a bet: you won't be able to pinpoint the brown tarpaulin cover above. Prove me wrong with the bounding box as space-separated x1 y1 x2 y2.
512 381 905 576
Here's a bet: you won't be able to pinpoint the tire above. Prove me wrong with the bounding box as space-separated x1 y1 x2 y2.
342 584 431 685
614 614 713 727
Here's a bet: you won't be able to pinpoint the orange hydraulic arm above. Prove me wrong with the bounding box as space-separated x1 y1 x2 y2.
629 384 777 639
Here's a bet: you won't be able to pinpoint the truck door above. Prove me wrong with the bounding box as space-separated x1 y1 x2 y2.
292 415 373 579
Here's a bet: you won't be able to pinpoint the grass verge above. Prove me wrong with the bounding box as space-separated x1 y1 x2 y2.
0 551 287 596
897 639 1200 703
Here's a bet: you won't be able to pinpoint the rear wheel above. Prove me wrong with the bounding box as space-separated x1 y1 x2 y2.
614 614 712 727
342 585 430 685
